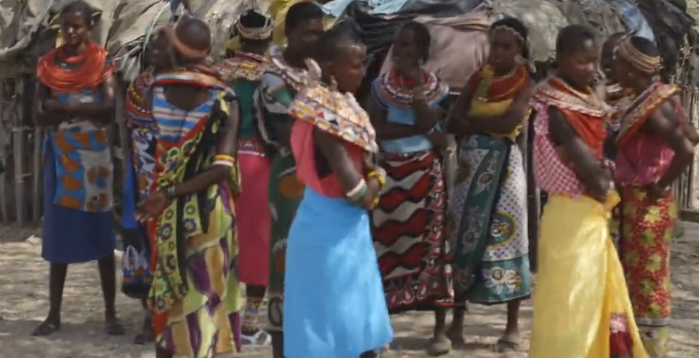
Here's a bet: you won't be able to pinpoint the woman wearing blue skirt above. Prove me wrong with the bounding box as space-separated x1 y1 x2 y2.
284 25 393 358
32 1 123 337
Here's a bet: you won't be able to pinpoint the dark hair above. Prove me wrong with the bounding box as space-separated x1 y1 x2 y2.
285 2 323 32
237 9 272 45
239 9 269 29
601 32 625 57
556 24 596 56
61 0 95 28
397 21 431 62
315 23 364 63
490 17 529 59
629 35 660 58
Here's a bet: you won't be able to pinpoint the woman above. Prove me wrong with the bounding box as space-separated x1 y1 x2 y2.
121 28 171 345
445 17 533 351
612 35 697 358
134 17 242 358
368 21 453 355
253 3 324 357
283 26 393 358
213 8 274 347
33 0 123 337
528 25 647 358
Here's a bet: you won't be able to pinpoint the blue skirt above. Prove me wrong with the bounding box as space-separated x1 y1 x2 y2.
42 145 116 264
284 188 393 358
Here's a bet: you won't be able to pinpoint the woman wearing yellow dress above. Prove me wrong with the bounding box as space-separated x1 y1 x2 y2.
528 24 647 358
445 17 533 351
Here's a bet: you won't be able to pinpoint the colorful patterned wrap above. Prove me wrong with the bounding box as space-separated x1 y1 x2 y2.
531 76 609 196
121 67 158 298
370 69 453 312
147 68 243 357
529 76 648 358
47 92 113 211
614 82 682 358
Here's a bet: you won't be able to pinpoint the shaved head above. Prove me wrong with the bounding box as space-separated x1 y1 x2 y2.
174 16 211 51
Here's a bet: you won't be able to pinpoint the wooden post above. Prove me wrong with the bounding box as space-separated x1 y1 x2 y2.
12 78 25 225
0 81 7 223
32 126 43 223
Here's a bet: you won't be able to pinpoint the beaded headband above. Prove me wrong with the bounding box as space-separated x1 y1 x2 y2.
236 9 273 40
490 24 532 60
614 36 661 74
490 24 524 43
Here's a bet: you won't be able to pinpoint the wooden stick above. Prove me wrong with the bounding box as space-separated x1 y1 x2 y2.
12 78 25 225
32 126 43 223
0 81 7 223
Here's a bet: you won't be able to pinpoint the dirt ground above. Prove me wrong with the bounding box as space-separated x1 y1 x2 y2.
1 224 698 358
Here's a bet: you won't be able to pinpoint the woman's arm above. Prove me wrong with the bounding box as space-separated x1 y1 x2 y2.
166 100 241 198
368 97 425 140
410 85 439 130
645 101 695 189
265 86 295 148
63 76 117 121
445 88 473 135
314 129 380 208
548 106 612 198
466 80 535 134
33 82 71 126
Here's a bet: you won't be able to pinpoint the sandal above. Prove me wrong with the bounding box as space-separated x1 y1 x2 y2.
242 329 272 348
493 336 520 352
106 317 126 336
32 319 60 337
428 336 452 356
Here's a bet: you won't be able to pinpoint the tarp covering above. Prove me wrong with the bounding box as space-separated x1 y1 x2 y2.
0 0 251 80
379 11 490 91
487 0 569 63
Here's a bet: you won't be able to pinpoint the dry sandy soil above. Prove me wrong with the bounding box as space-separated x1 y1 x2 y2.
0 223 698 358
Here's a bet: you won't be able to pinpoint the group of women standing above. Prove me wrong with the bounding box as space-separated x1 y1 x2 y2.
32 0 693 357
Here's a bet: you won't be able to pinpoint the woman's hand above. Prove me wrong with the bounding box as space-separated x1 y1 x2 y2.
395 58 422 86
135 191 171 223
358 177 382 210
646 182 671 203
427 130 449 154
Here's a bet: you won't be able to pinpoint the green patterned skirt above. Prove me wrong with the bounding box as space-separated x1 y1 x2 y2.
448 134 532 304
266 151 303 331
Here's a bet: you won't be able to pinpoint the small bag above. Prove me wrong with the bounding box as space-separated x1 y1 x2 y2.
121 229 152 299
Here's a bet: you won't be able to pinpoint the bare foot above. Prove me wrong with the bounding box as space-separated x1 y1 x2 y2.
32 317 61 337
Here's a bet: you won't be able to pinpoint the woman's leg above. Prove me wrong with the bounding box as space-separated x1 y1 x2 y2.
243 284 270 345
134 298 154 344
447 305 466 346
429 308 452 355
97 253 125 335
156 344 173 358
271 331 284 358
32 263 68 336
494 299 522 351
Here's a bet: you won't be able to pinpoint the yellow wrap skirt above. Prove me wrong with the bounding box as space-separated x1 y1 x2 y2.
529 193 648 358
